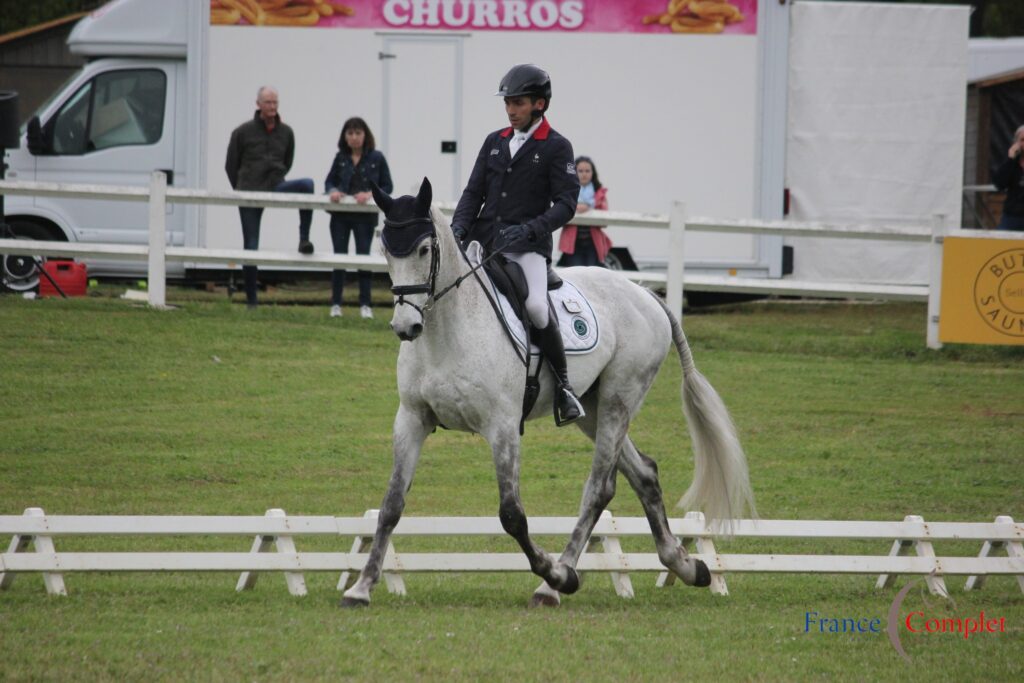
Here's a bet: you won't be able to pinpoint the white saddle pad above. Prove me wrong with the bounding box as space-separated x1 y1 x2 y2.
466 241 599 356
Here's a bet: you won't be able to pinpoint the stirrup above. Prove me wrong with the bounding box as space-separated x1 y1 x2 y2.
554 384 585 427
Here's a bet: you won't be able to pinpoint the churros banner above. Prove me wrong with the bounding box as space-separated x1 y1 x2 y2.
212 0 757 35
939 237 1024 346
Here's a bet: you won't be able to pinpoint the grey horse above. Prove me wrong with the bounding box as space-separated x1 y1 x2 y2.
341 178 754 608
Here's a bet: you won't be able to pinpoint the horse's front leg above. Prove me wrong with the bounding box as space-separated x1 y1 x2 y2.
341 404 434 608
488 424 580 598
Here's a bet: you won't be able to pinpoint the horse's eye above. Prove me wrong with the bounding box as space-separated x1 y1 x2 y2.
418 244 430 257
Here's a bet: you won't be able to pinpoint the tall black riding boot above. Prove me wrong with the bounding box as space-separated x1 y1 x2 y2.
534 319 585 426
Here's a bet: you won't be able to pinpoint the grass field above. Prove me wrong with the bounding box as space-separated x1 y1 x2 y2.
1 285 1022 682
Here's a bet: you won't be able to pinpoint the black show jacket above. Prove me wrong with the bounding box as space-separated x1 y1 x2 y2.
452 118 580 259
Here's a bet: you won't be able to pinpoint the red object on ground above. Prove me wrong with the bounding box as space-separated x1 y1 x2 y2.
38 260 88 298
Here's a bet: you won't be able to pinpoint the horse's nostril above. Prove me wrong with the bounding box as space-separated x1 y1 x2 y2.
410 323 423 339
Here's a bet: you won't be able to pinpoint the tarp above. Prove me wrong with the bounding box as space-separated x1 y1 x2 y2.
785 1 969 284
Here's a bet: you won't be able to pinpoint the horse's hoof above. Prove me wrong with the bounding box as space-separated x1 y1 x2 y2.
557 566 581 595
339 596 370 609
693 559 712 588
529 592 561 608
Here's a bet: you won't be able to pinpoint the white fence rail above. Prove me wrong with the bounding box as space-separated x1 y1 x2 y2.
2 508 1021 599
1 173 945 320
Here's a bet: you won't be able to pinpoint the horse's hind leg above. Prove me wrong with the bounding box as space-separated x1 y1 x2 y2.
341 404 433 608
530 394 628 607
617 436 711 587
530 416 709 605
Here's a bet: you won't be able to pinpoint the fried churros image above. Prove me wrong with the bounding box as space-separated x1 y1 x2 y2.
211 0 355 27
643 0 744 34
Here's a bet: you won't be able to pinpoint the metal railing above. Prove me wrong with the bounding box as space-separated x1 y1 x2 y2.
2 172 1004 347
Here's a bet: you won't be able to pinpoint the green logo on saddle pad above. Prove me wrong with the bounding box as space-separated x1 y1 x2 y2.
573 318 588 337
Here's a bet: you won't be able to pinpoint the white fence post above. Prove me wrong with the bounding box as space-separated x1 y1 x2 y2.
0 507 67 596
875 514 948 597
926 213 946 350
147 171 168 309
235 508 307 596
584 511 634 598
666 201 687 321
965 516 1024 593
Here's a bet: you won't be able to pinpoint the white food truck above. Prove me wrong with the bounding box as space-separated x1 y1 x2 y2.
0 0 967 294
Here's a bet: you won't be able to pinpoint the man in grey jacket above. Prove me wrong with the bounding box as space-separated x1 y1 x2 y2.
225 86 314 307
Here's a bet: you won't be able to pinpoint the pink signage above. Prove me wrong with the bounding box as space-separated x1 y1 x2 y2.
211 1 757 35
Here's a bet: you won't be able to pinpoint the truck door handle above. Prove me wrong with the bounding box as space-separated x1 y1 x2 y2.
378 52 396 60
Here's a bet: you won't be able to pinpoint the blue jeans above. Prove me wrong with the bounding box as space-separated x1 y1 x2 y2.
996 213 1024 231
238 178 315 303
329 215 376 306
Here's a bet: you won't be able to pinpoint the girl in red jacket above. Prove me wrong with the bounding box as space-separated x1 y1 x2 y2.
558 156 612 266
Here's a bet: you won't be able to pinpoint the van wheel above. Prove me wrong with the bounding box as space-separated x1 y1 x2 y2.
1 221 58 293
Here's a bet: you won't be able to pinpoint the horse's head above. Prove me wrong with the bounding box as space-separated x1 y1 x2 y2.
375 177 441 341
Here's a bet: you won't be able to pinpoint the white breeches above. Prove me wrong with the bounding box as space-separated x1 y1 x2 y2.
505 251 549 328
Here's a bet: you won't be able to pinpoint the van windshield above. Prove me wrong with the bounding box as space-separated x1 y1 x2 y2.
21 68 84 133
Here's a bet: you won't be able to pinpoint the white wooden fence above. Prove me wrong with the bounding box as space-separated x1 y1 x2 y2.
2 507 1021 599
0 173 947 332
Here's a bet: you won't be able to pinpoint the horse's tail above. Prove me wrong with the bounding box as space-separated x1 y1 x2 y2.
647 290 756 532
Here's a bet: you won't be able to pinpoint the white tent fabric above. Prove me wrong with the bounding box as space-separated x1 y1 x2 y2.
785 1 969 284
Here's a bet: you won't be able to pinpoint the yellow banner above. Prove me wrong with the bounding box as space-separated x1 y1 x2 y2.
939 237 1024 345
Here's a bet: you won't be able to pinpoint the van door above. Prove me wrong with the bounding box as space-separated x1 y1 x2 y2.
33 61 183 275
380 36 463 203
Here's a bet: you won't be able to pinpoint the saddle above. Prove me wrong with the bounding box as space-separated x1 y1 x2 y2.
482 254 563 326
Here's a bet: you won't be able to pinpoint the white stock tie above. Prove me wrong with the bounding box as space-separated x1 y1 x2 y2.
510 132 528 158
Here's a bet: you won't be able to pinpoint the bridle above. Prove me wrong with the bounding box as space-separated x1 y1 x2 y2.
385 216 441 317
386 215 501 317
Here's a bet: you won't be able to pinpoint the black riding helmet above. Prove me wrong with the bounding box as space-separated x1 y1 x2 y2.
495 64 552 114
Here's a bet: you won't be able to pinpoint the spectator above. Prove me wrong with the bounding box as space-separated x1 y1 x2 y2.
558 155 611 267
324 117 393 318
225 86 315 308
993 124 1024 231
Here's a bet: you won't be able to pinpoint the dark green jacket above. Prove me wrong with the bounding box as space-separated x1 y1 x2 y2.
225 111 295 191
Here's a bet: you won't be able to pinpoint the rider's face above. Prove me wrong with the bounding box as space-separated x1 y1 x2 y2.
504 96 544 131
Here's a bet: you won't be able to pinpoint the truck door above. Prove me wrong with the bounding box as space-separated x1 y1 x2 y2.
380 35 463 203
33 63 183 274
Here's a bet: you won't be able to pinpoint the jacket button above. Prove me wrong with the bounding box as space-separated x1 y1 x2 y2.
497 216 502 222
506 168 512 173
501 192 507 197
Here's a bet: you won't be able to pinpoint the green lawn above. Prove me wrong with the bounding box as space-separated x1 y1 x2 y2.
1 287 1021 681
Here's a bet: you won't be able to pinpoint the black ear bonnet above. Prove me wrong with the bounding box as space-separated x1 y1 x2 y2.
381 210 434 257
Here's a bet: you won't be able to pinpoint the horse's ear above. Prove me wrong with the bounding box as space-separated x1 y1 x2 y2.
415 177 432 216
370 181 394 216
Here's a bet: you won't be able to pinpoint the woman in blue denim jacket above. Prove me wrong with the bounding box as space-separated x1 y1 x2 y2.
325 117 393 318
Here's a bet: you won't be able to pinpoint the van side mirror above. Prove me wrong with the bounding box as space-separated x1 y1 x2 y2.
26 116 46 155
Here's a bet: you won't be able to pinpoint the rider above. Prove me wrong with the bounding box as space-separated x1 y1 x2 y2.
451 64 584 426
